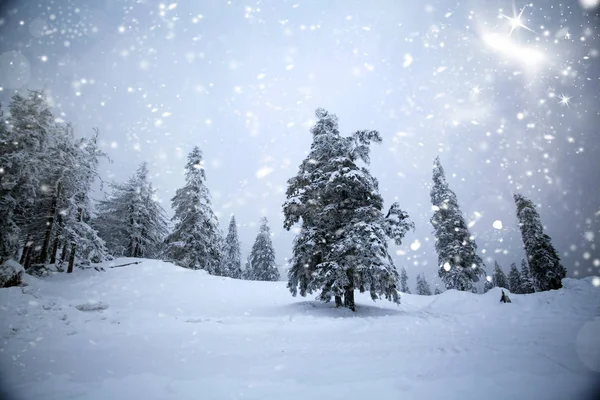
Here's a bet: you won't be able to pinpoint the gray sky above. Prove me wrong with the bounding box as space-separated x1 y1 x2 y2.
1 0 599 288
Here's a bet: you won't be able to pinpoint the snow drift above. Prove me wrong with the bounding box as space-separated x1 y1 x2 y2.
0 258 598 400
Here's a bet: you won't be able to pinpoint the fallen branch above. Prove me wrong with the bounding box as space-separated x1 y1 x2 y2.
110 261 143 269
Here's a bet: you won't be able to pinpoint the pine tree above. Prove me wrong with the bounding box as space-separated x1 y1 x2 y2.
483 277 494 293
518 259 535 294
165 147 222 273
246 217 279 281
430 157 485 291
221 215 242 278
94 162 168 258
507 262 522 294
400 267 411 294
492 261 509 289
416 273 433 295
283 108 414 311
513 194 566 291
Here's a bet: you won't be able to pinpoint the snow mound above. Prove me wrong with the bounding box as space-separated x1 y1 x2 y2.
0 259 24 288
0 258 598 400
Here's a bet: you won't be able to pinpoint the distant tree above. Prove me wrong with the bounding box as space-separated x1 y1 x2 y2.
518 259 535 294
246 217 279 281
221 215 242 279
483 276 494 293
514 194 566 291
430 157 484 292
283 108 413 311
492 261 509 289
416 273 433 296
434 286 442 295
400 267 411 293
164 147 222 273
507 263 522 294
94 162 168 259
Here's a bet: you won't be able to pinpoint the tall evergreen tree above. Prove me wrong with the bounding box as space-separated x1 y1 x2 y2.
400 267 411 294
94 162 168 258
416 273 432 295
518 259 535 294
483 277 494 293
246 217 279 281
165 147 222 273
430 157 484 291
492 261 509 289
221 215 242 278
507 262 522 294
283 108 413 311
513 194 566 291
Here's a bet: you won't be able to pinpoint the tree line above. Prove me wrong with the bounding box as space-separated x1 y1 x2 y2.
1 94 566 307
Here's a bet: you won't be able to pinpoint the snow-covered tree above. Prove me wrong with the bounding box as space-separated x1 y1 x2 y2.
508 263 522 294
221 215 242 279
400 267 411 294
514 194 566 291
164 147 222 273
492 261 509 289
94 162 168 259
246 217 279 281
434 286 442 295
483 276 494 293
283 108 414 311
518 259 535 294
416 273 432 295
430 157 485 291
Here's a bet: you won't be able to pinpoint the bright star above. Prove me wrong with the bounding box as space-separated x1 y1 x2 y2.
558 94 572 107
500 4 535 36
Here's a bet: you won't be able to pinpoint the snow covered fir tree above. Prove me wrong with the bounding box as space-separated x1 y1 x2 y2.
93 162 169 259
164 146 223 274
415 273 432 296
245 217 279 281
492 261 509 289
221 215 243 279
282 108 414 311
430 157 485 292
518 259 535 294
400 267 411 294
513 194 566 291
508 263 522 293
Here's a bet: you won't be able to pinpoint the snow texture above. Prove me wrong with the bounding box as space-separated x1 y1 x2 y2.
0 258 598 400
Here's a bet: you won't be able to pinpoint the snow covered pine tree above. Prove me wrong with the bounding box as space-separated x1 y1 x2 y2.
283 108 414 311
483 277 494 293
400 267 411 294
164 147 223 274
94 162 169 259
507 263 522 294
518 259 535 294
492 261 509 289
416 273 432 296
246 217 279 281
430 157 485 291
514 194 566 291
221 215 243 279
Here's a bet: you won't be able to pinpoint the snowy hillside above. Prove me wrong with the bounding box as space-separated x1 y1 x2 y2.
1 259 599 400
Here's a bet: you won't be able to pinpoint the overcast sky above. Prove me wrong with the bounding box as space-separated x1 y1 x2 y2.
1 0 599 288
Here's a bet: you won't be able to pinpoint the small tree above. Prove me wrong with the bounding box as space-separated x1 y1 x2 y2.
483 276 494 293
518 259 535 294
514 194 566 291
400 267 411 293
434 286 442 295
246 217 279 281
507 263 522 294
222 215 242 278
416 273 432 296
492 261 509 289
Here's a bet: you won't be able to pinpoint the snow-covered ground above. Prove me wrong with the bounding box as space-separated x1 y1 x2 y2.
1 259 599 400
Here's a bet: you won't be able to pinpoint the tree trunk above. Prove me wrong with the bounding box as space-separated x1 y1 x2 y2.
24 245 34 270
334 295 343 308
50 212 62 264
344 271 356 312
67 244 76 273
60 242 69 263
19 235 31 265
39 183 61 264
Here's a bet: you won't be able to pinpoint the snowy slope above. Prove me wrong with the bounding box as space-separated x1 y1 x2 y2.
0 258 599 400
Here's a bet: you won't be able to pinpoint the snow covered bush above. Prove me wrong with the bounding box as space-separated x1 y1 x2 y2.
0 260 24 288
